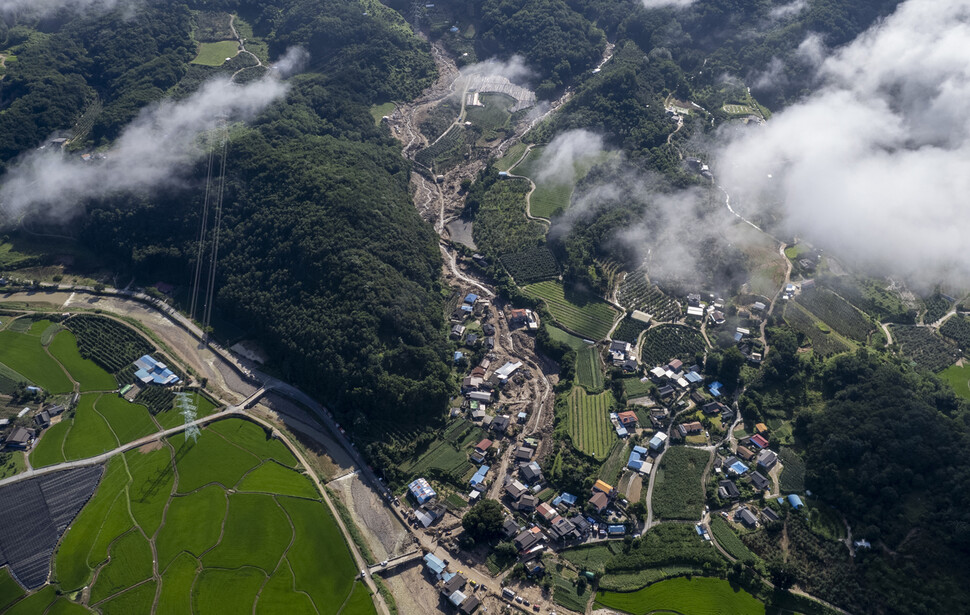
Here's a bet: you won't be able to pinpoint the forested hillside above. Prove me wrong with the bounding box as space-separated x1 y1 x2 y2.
1 0 449 436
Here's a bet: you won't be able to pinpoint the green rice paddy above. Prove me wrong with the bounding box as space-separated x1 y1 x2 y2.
26 418 376 614
522 281 618 340
595 576 765 614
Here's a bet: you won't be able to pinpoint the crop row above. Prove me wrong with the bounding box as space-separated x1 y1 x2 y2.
500 246 559 283
567 387 614 460
639 325 706 367
784 302 851 357
576 346 604 391
890 325 960 372
522 281 617 341
795 288 874 342
64 315 153 374
618 272 680 322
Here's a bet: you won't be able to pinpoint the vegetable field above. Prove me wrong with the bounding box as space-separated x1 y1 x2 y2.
784 302 851 357
795 288 874 342
64 315 153 375
500 246 559 283
595 577 764 615
522 281 618 340
639 325 706 367
576 346 604 391
38 418 374 614
652 446 709 520
567 387 616 460
617 272 680 322
778 447 806 492
891 325 960 372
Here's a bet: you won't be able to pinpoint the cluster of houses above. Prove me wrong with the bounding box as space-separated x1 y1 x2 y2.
647 358 705 400
1 402 69 451
714 424 793 526
608 340 638 372
685 293 726 321
451 294 496 351
422 553 481 614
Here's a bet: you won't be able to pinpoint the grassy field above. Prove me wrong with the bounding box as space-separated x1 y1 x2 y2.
941 362 970 400
42 417 372 613
191 40 239 66
49 330 117 391
652 446 709 520
576 346 604 391
369 102 395 125
546 325 587 350
567 387 616 460
0 564 25 611
495 141 528 172
0 450 26 479
621 376 653 399
522 281 618 340
595 576 765 615
398 418 483 487
0 329 73 393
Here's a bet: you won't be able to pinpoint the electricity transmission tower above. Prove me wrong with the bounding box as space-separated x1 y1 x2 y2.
176 392 201 443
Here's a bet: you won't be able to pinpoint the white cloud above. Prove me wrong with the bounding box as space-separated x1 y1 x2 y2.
769 0 808 20
0 0 139 18
640 0 697 8
715 0 970 283
0 75 289 223
533 130 604 185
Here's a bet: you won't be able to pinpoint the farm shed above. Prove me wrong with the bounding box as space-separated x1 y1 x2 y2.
133 354 179 385
409 478 436 504
787 494 804 509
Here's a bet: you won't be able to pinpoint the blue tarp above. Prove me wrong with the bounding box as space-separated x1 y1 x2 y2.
787 494 804 509
464 293 479 304
454 351 464 362
709 381 723 397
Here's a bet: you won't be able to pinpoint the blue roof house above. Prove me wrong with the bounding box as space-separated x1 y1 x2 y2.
729 460 749 475
464 293 479 304
709 381 723 397
632 445 648 455
409 478 436 504
133 355 179 385
423 553 447 579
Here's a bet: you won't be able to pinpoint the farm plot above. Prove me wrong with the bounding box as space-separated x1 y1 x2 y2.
723 103 757 115
891 325 961 372
576 346 604 391
500 246 559 283
595 576 764 615
796 288 874 342
778 447 806 492
940 314 970 352
495 142 527 172
639 325 706 367
567 387 615 460
399 419 483 487
652 446 709 520
471 177 545 257
709 516 760 563
62 394 119 460
43 417 372 614
64 315 153 376
191 40 239 66
922 292 952 324
415 124 467 172
621 376 652 399
465 92 513 142
617 272 680 322
49 330 117 391
822 275 914 323
522 281 618 340
784 302 851 357
612 317 649 344
0 330 73 393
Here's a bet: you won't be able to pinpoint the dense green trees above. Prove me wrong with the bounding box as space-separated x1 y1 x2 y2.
462 499 506 542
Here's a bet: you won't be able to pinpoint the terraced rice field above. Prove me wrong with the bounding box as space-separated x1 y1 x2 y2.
522 281 618 340
11 418 377 615
576 346 604 391
567 387 616 460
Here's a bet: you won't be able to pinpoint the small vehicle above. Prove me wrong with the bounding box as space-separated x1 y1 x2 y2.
360 569 367 578
515 596 523 603
380 560 388 567
522 599 530 606
533 606 540 612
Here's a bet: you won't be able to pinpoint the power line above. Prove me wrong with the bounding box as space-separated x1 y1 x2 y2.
189 137 217 321
202 123 229 336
